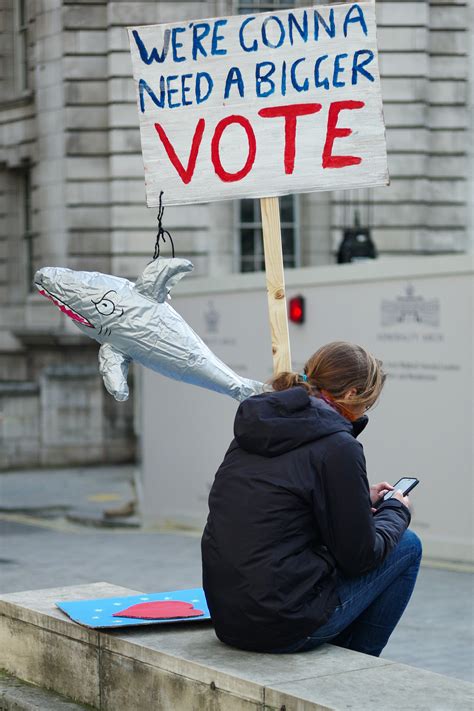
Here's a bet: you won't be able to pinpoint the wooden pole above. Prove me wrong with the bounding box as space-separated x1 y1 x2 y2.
260 196 292 375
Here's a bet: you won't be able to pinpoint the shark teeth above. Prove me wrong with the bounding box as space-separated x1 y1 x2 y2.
37 287 95 328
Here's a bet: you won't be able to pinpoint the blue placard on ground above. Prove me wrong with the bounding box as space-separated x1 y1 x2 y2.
56 587 211 629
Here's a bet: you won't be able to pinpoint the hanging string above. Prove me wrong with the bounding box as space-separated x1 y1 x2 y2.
367 187 373 230
153 191 175 260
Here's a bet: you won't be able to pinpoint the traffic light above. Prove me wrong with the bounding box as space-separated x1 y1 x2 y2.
289 295 305 324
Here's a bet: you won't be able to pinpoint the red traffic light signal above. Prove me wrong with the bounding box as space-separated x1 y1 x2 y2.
289 295 305 324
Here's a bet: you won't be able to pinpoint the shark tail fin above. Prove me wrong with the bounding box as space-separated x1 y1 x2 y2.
236 379 271 403
134 257 194 303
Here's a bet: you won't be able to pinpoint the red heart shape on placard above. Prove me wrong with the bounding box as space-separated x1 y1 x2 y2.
112 600 204 620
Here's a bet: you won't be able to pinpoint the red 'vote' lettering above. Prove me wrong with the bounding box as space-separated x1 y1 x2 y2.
322 101 365 168
258 104 322 175
211 115 257 182
154 101 365 184
154 119 205 184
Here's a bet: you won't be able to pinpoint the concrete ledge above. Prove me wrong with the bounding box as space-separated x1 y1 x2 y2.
1 583 473 711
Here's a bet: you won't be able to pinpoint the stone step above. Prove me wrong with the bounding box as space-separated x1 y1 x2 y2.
0 670 92 711
0 583 473 711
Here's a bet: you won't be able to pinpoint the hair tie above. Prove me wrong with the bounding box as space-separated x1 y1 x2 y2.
300 373 308 382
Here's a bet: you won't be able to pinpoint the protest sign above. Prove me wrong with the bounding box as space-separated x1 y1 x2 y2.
128 1 388 374
128 1 388 208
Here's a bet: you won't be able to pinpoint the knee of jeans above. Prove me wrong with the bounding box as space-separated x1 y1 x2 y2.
401 529 422 562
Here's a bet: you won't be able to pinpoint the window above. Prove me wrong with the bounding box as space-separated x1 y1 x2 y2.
3 165 33 301
237 195 299 272
14 0 29 92
20 167 34 290
236 0 295 13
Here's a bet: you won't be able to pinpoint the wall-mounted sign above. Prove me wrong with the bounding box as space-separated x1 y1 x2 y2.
381 284 440 328
128 1 388 206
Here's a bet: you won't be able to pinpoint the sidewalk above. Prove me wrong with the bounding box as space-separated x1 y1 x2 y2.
1 465 473 684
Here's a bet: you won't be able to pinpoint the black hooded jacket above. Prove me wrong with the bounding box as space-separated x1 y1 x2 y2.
201 387 411 652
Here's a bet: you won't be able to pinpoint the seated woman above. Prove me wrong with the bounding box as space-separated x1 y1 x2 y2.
201 341 421 655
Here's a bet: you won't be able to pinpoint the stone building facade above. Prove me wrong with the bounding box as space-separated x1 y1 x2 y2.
0 0 471 467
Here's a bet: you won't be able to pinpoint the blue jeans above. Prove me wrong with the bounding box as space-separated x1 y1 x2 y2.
272 529 422 656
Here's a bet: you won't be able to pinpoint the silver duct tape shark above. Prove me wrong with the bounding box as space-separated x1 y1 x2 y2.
34 258 266 402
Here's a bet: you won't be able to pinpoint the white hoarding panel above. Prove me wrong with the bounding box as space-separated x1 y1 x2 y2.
128 1 388 206
140 258 473 563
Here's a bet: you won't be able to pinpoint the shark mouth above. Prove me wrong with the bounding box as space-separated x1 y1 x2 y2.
36 285 95 328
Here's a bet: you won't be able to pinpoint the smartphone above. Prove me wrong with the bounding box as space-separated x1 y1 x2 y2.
375 477 419 507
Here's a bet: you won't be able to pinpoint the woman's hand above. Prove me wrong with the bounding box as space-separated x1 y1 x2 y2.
370 483 411 513
369 481 393 511
391 490 411 510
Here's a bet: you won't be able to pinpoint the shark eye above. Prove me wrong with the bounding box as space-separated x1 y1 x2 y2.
96 299 114 315
92 290 122 316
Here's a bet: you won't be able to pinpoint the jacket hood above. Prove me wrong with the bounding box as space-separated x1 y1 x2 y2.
234 387 368 457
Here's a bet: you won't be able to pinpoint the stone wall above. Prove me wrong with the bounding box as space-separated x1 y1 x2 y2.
2 0 469 283
57 0 472 278
331 0 469 256
0 363 135 470
0 0 471 468
0 382 40 469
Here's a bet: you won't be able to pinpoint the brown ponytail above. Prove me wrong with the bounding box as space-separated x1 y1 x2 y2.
270 341 386 414
271 371 313 395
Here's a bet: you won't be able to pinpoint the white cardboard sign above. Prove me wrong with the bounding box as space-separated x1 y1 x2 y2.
128 1 388 207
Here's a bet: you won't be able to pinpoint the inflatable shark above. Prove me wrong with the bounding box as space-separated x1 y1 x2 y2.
34 258 265 402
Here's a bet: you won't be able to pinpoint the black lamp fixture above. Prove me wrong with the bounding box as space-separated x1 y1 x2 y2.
337 195 378 264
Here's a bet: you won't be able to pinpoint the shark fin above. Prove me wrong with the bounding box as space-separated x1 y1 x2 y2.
134 257 194 303
98 343 131 402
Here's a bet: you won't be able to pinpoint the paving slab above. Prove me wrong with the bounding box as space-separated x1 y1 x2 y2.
0 466 135 518
1 582 473 711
